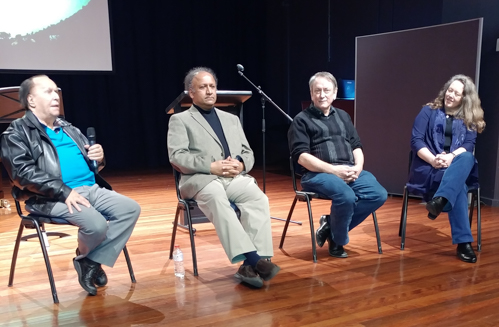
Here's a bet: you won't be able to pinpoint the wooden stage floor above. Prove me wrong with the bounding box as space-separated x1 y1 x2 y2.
1 169 498 326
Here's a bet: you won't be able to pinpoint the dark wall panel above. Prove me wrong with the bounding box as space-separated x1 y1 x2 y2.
442 0 499 204
355 19 482 195
0 0 448 172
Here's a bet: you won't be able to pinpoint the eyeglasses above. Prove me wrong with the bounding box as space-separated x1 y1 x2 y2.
447 88 463 98
313 88 334 95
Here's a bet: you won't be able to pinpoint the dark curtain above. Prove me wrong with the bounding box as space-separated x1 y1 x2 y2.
0 0 477 173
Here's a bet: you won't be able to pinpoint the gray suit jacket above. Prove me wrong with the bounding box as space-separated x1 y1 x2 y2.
167 106 255 199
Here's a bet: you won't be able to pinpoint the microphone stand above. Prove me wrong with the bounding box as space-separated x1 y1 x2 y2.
238 67 301 225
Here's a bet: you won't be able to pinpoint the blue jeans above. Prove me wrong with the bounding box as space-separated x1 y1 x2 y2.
301 170 387 246
434 152 475 244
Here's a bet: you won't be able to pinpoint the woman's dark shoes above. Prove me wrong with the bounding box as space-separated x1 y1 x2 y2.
456 243 477 263
316 215 330 248
327 237 348 258
426 196 448 220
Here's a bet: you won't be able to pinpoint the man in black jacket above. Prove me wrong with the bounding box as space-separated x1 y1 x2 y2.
0 75 141 296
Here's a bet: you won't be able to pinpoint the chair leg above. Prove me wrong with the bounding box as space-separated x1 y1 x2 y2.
176 219 197 234
468 192 475 227
32 219 59 304
8 221 24 287
399 186 409 250
185 205 198 276
122 246 136 283
169 206 181 259
372 212 383 254
305 198 317 263
477 188 481 252
279 197 297 249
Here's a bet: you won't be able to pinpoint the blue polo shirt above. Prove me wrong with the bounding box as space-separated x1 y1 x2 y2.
44 126 95 189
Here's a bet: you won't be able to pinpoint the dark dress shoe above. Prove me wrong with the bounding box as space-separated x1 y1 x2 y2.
76 248 107 287
73 257 98 295
327 237 348 258
94 266 108 287
316 215 330 248
426 196 448 220
456 243 477 263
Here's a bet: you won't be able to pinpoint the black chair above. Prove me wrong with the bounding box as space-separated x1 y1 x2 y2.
279 157 383 262
8 192 136 304
398 152 481 251
169 169 240 276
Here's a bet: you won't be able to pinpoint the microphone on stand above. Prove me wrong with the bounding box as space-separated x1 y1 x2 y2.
86 127 99 173
235 63 299 225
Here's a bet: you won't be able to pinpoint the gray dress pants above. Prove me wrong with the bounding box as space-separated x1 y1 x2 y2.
27 184 141 267
194 174 273 264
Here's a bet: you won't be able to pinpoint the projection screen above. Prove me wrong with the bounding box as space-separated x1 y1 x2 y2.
0 0 113 72
355 18 482 195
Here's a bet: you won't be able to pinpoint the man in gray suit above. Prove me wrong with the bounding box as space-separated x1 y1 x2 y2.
0 75 141 296
167 67 280 288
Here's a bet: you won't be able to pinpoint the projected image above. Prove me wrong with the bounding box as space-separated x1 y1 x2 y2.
0 0 91 42
0 0 113 71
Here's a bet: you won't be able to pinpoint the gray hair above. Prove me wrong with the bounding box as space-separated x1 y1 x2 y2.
184 67 217 91
308 71 338 91
19 74 47 109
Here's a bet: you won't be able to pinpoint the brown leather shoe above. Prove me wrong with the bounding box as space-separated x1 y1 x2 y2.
234 265 263 288
254 259 280 281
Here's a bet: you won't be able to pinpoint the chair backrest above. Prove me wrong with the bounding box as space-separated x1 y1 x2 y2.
172 168 183 201
289 156 302 192
172 167 240 215
407 150 414 174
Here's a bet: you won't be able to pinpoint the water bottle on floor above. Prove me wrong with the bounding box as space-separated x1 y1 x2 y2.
175 276 185 307
173 245 185 278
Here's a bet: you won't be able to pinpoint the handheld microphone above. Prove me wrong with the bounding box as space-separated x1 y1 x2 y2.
236 64 244 72
86 127 99 173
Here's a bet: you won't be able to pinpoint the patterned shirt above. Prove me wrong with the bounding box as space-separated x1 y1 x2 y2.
288 105 362 171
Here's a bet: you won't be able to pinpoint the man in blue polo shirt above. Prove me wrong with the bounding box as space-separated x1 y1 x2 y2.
0 75 141 296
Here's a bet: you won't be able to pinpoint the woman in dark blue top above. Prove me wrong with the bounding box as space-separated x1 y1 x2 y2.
408 74 485 263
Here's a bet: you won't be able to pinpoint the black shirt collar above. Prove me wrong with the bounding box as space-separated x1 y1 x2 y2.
307 105 335 118
194 104 215 115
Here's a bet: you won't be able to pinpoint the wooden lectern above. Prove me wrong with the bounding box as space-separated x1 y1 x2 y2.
0 87 65 202
166 90 252 228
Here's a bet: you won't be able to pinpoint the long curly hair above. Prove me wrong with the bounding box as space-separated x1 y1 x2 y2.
427 74 485 133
